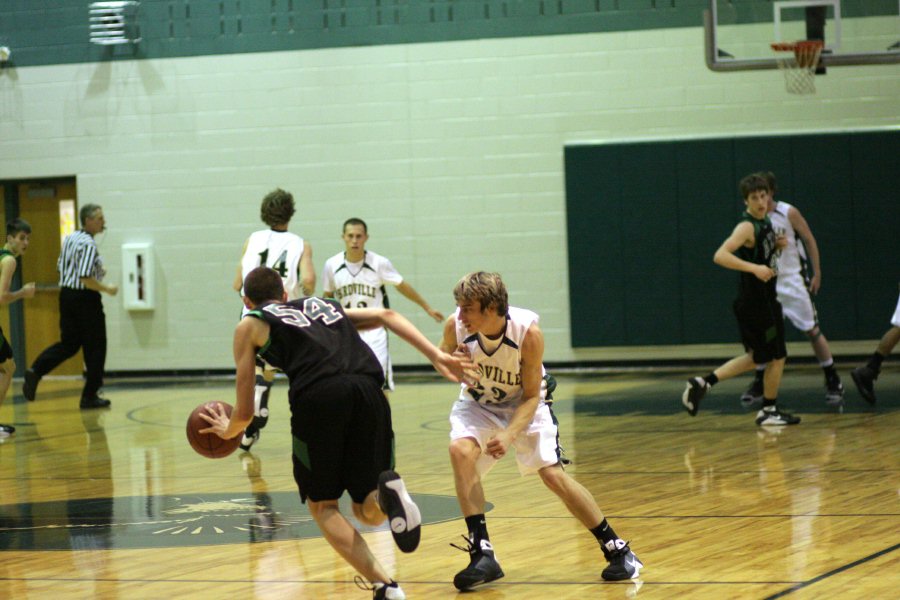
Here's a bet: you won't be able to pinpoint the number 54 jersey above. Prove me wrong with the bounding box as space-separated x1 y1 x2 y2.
247 297 385 393
454 306 548 407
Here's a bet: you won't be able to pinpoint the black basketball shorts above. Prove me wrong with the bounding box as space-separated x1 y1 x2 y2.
290 374 394 504
733 297 787 364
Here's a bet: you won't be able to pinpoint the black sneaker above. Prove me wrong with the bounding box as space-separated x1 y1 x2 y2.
79 395 111 409
601 538 644 581
825 377 844 407
850 366 877 404
681 377 709 416
354 576 406 600
451 535 504 591
239 426 259 451
755 408 801 426
0 423 15 436
740 377 764 409
22 369 39 402
377 470 421 553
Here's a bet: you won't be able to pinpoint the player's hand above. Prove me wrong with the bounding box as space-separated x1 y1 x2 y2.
106 283 119 296
426 308 445 323
452 345 481 385
198 402 232 439
752 265 775 282
432 351 478 385
486 432 512 459
22 282 36 299
808 273 821 295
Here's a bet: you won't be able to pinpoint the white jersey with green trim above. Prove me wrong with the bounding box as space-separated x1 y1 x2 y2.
241 229 305 299
455 306 546 406
321 250 403 312
770 201 807 277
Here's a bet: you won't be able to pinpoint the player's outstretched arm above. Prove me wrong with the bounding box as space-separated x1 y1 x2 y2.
347 308 471 382
201 317 263 439
396 280 444 322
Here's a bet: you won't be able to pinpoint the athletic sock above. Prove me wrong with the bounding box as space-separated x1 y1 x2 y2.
822 362 838 383
465 514 489 544
591 519 620 558
762 398 777 411
867 352 885 374
704 373 719 386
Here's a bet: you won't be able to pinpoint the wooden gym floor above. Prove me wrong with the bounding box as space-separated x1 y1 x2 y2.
0 367 897 599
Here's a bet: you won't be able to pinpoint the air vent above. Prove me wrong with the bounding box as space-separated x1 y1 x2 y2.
89 1 141 46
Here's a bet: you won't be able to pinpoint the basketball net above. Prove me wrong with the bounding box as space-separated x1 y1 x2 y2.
771 41 823 95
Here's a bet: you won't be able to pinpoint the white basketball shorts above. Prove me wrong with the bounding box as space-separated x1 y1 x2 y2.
359 326 394 391
449 399 560 477
891 288 900 328
776 272 817 332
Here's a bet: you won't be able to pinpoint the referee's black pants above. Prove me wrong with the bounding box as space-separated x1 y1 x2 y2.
31 287 107 400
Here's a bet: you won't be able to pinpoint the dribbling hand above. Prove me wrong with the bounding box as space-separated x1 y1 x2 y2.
198 402 232 439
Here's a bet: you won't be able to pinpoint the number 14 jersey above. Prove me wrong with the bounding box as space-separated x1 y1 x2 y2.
241 229 306 300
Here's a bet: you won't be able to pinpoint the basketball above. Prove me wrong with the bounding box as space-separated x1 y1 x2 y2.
186 402 241 459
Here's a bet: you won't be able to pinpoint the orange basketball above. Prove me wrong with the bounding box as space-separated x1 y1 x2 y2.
186 402 241 459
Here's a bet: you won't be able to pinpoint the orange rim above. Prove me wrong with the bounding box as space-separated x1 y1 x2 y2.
771 40 824 52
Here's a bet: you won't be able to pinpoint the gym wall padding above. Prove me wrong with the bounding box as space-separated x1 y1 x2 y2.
565 130 900 348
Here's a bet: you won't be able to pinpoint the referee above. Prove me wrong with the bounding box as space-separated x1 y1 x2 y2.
23 204 118 408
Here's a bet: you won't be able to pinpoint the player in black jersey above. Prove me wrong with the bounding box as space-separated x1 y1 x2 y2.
0 219 36 437
201 266 473 600
681 173 800 427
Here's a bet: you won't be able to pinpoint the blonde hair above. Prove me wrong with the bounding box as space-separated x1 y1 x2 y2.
453 271 508 315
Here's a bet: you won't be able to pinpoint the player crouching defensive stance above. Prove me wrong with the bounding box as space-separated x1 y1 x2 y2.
440 271 643 590
201 267 473 599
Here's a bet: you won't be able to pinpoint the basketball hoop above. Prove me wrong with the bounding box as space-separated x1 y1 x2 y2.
771 40 824 95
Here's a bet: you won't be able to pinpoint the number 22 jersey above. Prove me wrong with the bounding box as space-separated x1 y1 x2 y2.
454 306 547 407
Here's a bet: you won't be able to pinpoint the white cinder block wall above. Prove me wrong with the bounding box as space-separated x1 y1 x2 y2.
1 27 898 370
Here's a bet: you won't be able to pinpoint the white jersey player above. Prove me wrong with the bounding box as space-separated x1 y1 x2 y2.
239 229 307 309
440 271 643 591
232 188 315 450
321 218 444 390
741 172 843 408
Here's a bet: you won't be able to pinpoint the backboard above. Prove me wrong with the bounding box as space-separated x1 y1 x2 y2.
705 0 900 71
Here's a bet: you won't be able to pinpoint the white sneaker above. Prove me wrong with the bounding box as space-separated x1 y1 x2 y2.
755 408 801 426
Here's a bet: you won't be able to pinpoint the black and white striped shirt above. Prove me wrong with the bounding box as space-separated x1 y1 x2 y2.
57 230 104 290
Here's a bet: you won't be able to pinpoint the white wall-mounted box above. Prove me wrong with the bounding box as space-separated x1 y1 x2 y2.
122 243 154 311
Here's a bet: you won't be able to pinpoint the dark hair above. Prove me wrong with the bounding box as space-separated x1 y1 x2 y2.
453 271 509 315
760 171 777 195
342 217 368 234
6 218 31 236
260 189 296 227
79 204 102 226
739 174 769 200
244 267 285 305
